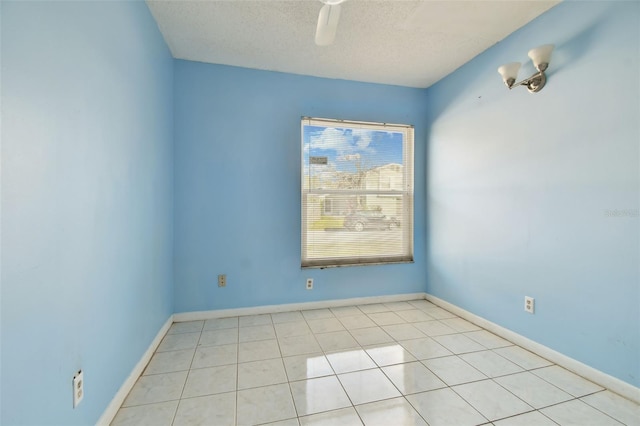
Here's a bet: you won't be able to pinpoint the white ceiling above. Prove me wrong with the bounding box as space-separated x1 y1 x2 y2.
146 0 560 88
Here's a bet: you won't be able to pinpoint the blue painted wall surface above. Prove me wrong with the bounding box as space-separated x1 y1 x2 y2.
426 1 639 387
1 2 174 424
173 61 428 312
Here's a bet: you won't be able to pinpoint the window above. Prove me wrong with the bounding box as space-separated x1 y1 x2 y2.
301 117 414 268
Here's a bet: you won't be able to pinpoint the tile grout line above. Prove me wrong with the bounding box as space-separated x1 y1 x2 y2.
171 321 203 426
576 390 631 425
112 301 637 426
375 359 433 425
448 375 531 424
266 313 301 425
300 306 356 422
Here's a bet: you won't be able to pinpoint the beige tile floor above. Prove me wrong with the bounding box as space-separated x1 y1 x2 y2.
111 299 640 426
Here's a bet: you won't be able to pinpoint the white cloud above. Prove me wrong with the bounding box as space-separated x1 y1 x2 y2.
352 129 373 149
309 127 350 152
309 127 375 155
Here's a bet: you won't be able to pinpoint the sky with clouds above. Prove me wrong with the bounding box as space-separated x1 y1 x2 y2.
303 125 404 175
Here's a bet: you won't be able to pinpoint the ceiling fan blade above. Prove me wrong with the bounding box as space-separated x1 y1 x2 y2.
315 3 341 46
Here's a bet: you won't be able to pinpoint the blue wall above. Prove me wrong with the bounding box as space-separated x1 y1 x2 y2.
426 1 639 387
2 1 638 424
173 61 428 313
1 1 174 424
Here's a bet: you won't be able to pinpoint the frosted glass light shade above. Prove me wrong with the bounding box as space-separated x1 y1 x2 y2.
497 62 521 82
528 44 554 68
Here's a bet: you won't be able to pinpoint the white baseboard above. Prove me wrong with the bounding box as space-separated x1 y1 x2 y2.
97 315 173 426
424 294 640 404
173 292 428 322
99 291 639 426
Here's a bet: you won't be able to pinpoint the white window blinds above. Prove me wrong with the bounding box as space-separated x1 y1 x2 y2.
301 117 414 268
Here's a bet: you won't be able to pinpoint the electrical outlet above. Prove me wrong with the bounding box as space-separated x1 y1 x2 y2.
524 296 535 314
73 370 84 408
306 278 313 290
218 274 226 287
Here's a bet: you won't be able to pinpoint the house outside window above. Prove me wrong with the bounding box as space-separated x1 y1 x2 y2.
301 117 414 268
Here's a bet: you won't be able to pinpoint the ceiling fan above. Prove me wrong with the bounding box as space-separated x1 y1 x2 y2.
315 0 346 46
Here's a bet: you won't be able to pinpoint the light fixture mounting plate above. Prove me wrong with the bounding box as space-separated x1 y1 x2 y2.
526 72 546 93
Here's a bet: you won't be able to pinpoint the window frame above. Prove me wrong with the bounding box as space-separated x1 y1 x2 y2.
301 117 414 268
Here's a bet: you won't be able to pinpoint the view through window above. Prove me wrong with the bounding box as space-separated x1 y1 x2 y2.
301 117 414 268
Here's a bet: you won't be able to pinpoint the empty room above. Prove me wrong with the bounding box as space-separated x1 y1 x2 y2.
1 0 638 425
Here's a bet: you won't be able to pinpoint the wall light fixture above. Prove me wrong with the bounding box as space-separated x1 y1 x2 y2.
498 44 554 93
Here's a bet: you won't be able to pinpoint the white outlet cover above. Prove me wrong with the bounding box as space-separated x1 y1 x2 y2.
306 278 313 289
524 296 535 314
73 370 84 408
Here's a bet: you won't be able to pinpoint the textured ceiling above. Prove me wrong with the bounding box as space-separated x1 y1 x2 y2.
147 0 560 88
